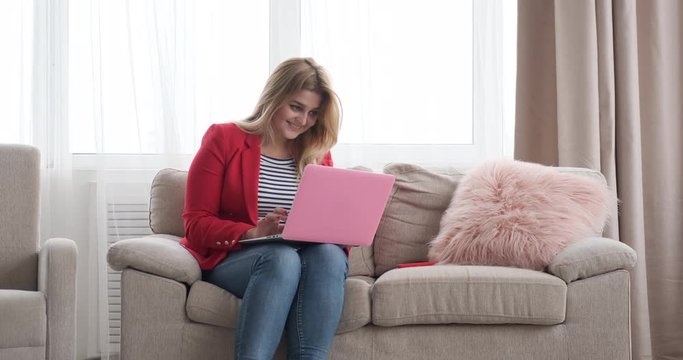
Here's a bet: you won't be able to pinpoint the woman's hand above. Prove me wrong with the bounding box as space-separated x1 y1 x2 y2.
242 208 288 240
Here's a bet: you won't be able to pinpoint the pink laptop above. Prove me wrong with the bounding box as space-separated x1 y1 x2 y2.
239 165 395 247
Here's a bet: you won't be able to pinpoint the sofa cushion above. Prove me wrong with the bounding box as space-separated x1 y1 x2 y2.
0 144 40 291
186 280 240 328
0 290 46 348
348 247 374 277
346 166 375 277
374 164 464 275
186 276 374 334
372 265 567 326
150 168 187 237
336 276 374 333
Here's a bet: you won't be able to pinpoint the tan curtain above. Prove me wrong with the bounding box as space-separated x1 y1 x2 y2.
515 0 682 359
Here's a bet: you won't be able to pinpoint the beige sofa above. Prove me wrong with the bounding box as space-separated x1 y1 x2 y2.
107 163 636 360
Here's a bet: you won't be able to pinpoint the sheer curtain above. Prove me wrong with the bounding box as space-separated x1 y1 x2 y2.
0 0 73 261
68 1 269 357
0 1 33 145
69 0 269 155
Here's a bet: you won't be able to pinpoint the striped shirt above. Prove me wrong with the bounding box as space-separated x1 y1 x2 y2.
258 154 299 219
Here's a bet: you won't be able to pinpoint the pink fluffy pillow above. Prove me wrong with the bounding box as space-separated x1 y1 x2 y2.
428 160 615 270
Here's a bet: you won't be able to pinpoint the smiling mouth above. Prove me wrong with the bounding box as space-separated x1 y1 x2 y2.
286 120 304 130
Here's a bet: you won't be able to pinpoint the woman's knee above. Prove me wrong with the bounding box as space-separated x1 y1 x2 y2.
253 244 302 280
303 244 348 276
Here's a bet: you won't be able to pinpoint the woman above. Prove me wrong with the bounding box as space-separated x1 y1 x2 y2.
180 58 347 360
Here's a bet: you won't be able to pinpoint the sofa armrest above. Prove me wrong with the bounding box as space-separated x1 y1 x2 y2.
547 237 636 283
38 237 78 360
107 235 201 285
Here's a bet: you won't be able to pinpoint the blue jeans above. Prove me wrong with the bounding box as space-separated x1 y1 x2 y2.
203 243 348 360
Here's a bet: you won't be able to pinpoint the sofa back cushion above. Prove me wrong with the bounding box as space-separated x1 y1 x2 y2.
0 144 41 291
373 164 464 275
150 168 187 237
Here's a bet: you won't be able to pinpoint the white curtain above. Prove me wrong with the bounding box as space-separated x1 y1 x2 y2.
0 1 33 145
69 0 269 155
1 0 76 350
0 0 73 251
3 0 268 357
71 1 269 357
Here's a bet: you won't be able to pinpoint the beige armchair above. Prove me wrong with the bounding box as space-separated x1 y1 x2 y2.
0 144 78 360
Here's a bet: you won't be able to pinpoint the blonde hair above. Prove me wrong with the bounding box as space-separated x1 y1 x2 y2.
236 58 341 176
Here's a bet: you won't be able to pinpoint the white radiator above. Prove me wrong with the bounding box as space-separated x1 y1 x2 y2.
101 183 153 355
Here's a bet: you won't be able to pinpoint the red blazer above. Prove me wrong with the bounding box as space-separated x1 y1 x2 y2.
180 123 333 270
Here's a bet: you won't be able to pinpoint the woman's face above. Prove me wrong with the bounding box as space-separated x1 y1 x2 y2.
271 90 322 143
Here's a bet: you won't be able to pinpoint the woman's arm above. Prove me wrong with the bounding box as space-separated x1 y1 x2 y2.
183 124 251 250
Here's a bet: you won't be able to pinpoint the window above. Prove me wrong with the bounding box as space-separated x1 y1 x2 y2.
68 0 270 153
10 0 515 167
302 0 473 145
301 0 517 167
